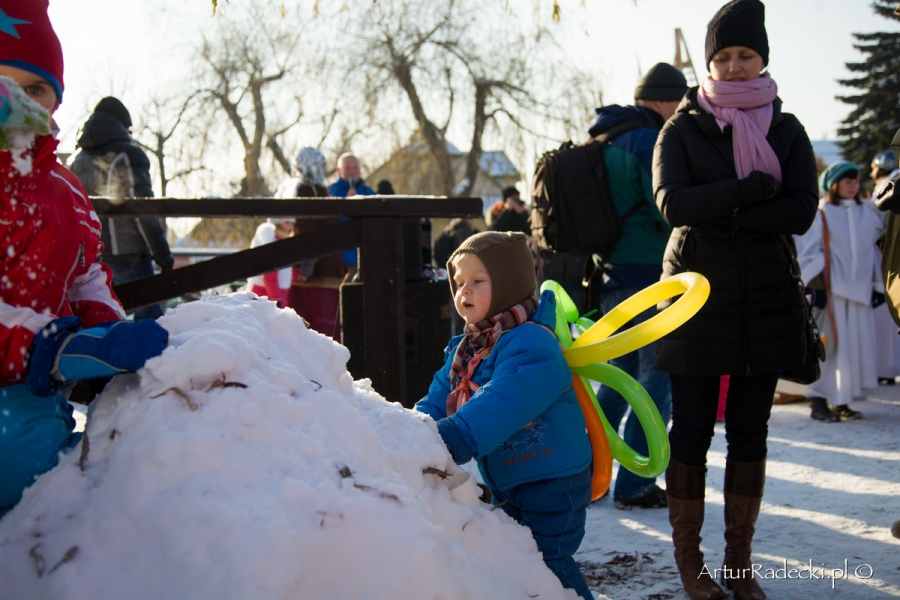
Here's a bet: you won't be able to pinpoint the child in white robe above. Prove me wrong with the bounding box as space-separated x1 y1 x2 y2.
795 161 884 421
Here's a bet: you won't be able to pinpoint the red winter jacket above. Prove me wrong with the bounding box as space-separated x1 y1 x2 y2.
1 135 125 387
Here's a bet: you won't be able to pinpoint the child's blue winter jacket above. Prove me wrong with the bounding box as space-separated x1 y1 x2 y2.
415 291 592 491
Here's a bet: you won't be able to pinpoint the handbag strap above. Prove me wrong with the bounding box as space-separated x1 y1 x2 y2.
820 209 832 292
818 209 839 348
778 234 803 282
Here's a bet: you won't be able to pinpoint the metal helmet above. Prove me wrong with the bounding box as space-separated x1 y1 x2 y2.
294 147 327 185
873 150 898 172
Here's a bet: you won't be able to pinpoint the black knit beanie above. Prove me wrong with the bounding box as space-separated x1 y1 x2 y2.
447 231 536 318
634 63 689 102
705 0 769 68
95 96 132 128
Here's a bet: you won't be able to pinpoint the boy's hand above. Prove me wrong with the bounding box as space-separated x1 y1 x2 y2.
436 417 475 465
26 317 169 397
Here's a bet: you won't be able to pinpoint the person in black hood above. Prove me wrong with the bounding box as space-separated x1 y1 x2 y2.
652 1 817 599
69 96 173 320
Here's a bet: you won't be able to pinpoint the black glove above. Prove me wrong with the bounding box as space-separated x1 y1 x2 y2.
872 291 886 308
738 171 780 206
813 289 827 309
875 172 900 214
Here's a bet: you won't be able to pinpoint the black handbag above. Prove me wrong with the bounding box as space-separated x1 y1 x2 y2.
778 235 825 385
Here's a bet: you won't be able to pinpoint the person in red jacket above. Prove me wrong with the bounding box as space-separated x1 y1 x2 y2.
0 0 167 517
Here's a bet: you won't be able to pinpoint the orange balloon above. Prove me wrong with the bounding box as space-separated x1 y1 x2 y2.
572 373 612 501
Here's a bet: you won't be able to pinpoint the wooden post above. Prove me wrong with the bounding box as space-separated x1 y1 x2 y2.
360 218 406 405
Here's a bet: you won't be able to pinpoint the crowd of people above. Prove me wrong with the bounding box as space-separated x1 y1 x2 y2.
1 0 899 599
417 1 900 598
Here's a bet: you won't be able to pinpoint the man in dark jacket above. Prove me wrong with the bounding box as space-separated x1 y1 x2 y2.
327 153 375 275
69 97 173 320
585 63 687 509
490 186 530 235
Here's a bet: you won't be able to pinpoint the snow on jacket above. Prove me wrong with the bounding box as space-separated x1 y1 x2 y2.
1 135 125 387
69 111 173 268
247 223 292 291
588 105 672 274
415 291 592 491
653 88 819 376
795 201 885 304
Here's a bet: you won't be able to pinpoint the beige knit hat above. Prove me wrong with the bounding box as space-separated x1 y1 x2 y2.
447 231 537 318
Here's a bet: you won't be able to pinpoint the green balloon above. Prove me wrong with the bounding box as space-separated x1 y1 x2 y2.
541 281 671 478
540 280 574 348
573 362 670 478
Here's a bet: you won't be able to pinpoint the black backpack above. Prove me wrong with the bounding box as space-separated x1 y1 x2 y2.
529 120 646 257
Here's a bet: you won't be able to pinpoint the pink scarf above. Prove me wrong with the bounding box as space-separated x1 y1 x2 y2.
696 73 782 182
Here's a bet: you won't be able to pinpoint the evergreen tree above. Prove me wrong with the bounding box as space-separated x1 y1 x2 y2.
837 1 900 171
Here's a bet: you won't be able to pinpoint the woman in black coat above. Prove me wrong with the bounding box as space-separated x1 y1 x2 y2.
652 1 817 599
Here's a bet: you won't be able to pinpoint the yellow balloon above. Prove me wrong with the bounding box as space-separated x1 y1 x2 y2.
565 272 710 368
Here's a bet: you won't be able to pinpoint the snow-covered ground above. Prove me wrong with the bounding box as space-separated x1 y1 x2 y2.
577 381 900 599
2 293 898 599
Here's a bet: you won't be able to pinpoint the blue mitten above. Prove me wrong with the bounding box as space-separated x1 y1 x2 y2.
436 417 475 465
26 317 169 397
872 291 886 309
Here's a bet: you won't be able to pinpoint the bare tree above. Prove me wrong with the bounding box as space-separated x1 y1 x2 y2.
134 91 205 196
195 1 311 197
330 0 598 196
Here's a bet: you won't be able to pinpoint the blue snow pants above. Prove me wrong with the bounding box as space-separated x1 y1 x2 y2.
492 466 593 600
0 384 81 517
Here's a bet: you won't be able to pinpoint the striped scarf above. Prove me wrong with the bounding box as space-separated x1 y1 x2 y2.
446 296 538 416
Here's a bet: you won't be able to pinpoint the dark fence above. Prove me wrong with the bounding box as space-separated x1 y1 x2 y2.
92 196 482 406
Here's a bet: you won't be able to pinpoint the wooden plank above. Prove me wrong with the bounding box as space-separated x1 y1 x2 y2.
115 220 361 311
360 218 406 406
91 197 483 219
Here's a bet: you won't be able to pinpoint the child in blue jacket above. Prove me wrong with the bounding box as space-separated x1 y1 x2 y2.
415 231 593 600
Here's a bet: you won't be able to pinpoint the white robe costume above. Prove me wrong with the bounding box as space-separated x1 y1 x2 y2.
795 199 884 406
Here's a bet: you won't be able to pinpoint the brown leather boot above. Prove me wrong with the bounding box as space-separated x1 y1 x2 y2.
666 459 727 600
721 459 767 600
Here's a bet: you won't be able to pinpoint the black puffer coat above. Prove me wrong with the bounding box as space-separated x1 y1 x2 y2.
69 111 173 267
652 88 818 376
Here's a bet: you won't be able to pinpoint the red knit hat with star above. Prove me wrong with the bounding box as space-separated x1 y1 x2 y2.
0 0 64 104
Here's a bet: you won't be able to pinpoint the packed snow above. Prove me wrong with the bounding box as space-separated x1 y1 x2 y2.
576 380 900 599
0 294 579 600
2 292 898 599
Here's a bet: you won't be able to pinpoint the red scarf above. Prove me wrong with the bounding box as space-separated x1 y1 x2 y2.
446 296 537 416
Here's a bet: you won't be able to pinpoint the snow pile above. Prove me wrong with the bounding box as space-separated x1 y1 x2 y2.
0 76 50 175
0 294 575 600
